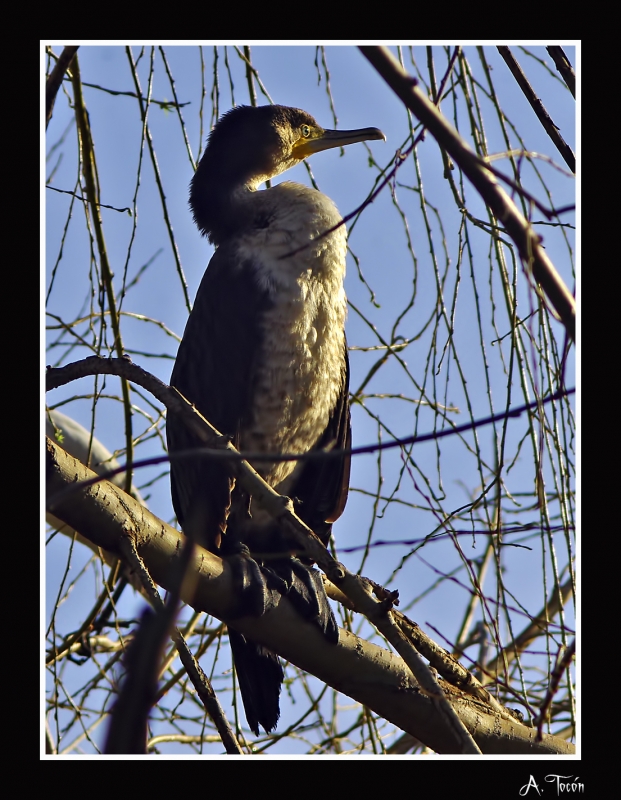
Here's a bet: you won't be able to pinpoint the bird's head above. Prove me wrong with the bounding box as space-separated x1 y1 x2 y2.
190 104 385 242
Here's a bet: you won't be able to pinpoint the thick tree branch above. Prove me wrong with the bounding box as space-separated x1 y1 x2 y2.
46 437 574 755
46 356 477 752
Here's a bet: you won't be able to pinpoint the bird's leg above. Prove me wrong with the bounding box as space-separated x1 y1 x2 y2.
258 532 339 644
224 492 338 642
222 492 280 619
286 559 339 643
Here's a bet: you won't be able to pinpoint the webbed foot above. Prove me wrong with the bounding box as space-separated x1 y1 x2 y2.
225 543 280 619
262 557 338 643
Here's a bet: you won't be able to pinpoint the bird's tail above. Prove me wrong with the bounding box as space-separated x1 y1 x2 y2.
228 628 284 736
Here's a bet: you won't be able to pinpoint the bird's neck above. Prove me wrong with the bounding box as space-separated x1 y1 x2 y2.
190 172 259 245
190 148 292 246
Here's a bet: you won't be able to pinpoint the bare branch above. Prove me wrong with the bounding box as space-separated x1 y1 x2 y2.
359 46 576 342
546 46 576 98
46 46 79 128
46 436 574 755
497 46 575 173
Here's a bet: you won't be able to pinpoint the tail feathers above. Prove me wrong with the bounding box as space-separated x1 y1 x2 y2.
229 628 284 736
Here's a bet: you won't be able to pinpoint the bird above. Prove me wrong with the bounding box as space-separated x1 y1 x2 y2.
166 104 384 735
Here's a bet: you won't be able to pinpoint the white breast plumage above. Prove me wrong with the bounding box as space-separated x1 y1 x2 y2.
236 182 348 489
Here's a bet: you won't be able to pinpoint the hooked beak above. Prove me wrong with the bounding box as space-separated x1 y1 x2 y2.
292 125 385 160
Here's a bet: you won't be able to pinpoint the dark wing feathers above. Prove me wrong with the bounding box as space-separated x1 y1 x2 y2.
168 242 350 553
167 243 271 550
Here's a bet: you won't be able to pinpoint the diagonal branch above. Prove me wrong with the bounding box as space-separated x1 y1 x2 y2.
359 46 576 342
497 46 575 173
46 356 477 751
45 46 79 128
46 436 574 755
546 46 576 98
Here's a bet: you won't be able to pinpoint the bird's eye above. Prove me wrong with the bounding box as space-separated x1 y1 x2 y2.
300 125 311 138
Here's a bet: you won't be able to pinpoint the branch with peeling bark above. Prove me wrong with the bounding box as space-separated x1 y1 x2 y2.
46 438 573 754
46 356 573 754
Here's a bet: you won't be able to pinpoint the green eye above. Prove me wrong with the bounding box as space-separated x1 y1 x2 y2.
301 125 311 138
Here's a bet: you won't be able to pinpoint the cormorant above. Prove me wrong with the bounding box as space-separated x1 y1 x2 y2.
167 104 384 735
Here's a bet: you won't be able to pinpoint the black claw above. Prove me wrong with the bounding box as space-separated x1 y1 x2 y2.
288 558 322 620
260 563 292 595
262 557 339 643
302 565 339 643
226 547 338 642
226 547 279 618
